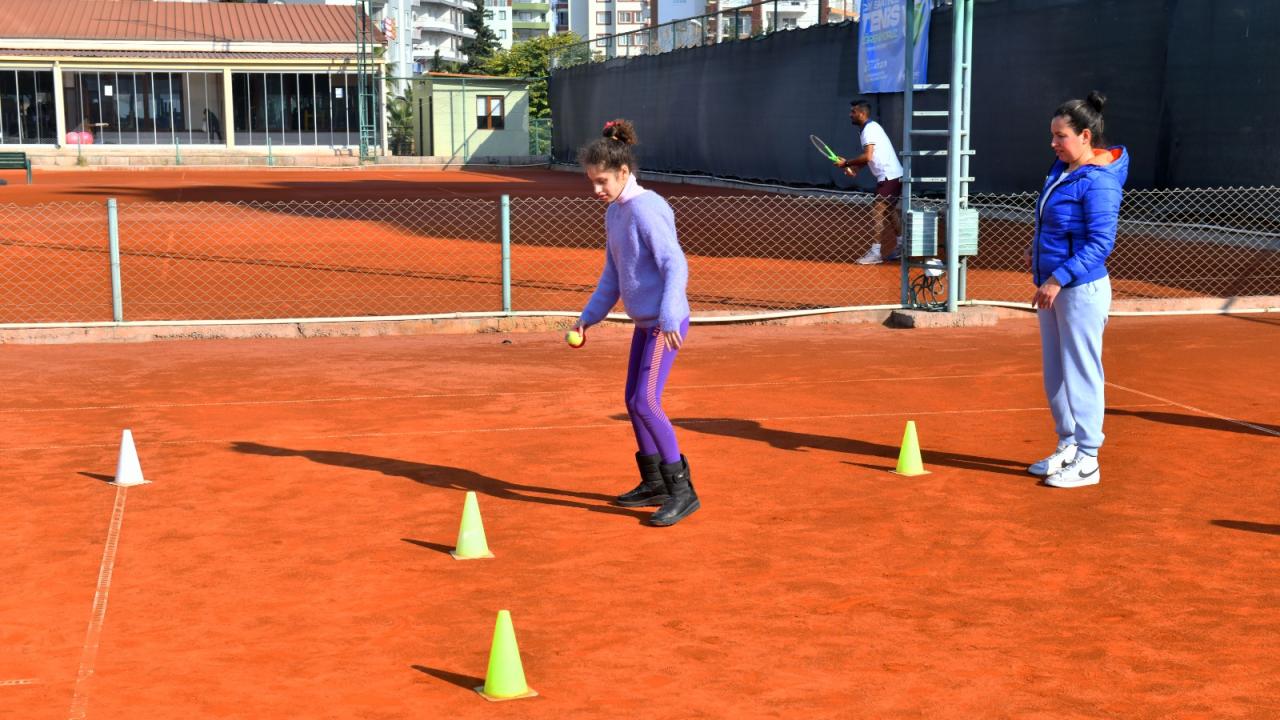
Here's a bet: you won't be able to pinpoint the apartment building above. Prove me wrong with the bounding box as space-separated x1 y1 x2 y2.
485 0 554 50
569 0 652 57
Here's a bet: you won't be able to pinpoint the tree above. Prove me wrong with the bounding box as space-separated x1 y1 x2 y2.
387 85 416 155
459 0 501 72
482 33 591 118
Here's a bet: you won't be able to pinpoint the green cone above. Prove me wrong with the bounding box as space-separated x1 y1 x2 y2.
451 491 493 560
476 610 536 701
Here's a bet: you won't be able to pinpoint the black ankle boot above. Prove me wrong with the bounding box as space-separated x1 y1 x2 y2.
615 452 669 507
650 455 700 526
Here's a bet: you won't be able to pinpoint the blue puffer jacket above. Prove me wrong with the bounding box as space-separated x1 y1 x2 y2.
1032 146 1129 288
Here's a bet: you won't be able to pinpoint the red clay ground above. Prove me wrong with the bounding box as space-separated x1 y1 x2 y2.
2 315 1277 719
0 167 749 203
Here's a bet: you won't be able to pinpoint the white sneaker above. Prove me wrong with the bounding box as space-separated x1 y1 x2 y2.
1028 443 1077 477
1044 453 1100 488
856 245 883 265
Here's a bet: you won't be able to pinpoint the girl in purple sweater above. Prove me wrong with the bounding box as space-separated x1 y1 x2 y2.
573 119 698 527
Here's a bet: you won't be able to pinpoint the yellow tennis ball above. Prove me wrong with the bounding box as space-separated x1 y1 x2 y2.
566 329 585 348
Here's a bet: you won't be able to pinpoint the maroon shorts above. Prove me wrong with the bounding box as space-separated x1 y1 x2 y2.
876 177 903 207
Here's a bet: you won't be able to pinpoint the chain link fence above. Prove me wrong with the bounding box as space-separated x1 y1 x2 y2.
965 187 1280 303
1 187 1276 325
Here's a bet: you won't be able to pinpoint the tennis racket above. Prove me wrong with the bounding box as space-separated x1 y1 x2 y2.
811 134 854 176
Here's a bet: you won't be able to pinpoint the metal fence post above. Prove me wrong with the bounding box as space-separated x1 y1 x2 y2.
501 194 512 314
107 198 123 322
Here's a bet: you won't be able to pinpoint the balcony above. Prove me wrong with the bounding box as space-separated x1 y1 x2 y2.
512 2 550 11
414 45 468 64
415 17 477 38
512 20 550 30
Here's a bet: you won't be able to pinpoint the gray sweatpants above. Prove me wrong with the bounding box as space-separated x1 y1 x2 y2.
1037 276 1112 455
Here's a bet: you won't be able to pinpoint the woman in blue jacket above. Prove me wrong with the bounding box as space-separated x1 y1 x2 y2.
1026 91 1128 488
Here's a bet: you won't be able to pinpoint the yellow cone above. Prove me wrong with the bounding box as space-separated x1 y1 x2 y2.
451 491 494 560
892 420 930 476
474 610 537 701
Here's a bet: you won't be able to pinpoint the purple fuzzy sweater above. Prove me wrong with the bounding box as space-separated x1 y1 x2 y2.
578 184 690 331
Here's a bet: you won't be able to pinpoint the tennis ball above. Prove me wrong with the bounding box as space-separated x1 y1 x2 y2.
566 329 585 348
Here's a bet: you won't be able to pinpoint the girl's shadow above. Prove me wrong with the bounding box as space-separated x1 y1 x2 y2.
231 442 649 521
667 417 1027 477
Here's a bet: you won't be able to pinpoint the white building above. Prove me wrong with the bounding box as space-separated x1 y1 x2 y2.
712 0 818 37
566 0 653 57
486 0 554 50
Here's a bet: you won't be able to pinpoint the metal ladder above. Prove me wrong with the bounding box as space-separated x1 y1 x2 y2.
356 0 380 163
899 0 975 312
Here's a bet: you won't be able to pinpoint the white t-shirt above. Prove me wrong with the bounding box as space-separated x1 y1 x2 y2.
859 120 903 182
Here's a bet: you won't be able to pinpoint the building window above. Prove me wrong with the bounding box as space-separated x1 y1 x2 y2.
0 69 56 145
61 70 224 146
477 95 504 130
596 11 611 23
596 33 609 47
498 10 506 19
228 71 377 147
499 29 508 38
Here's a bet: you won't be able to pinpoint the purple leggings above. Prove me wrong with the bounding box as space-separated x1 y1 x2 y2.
624 317 689 464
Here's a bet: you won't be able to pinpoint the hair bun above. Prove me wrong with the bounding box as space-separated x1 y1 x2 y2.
601 119 638 146
1086 90 1107 114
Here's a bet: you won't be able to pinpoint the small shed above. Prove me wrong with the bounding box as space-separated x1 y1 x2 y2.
412 72 530 159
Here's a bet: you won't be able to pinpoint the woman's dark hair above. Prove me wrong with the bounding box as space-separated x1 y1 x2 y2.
578 118 637 172
1054 91 1107 146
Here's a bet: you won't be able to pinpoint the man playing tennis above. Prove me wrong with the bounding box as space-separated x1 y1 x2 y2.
837 99 904 265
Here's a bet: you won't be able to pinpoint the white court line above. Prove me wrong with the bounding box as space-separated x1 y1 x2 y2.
67 486 130 720
1107 382 1280 438
0 372 1042 415
0 678 37 687
2 403 1173 453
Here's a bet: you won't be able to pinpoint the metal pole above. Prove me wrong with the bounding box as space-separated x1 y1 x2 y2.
267 135 274 166
959 0 974 301
462 77 469 163
174 135 182 166
900 0 913 307
500 194 512 313
107 198 123 322
945 0 965 312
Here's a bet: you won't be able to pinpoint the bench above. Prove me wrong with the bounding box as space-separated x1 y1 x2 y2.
0 151 32 184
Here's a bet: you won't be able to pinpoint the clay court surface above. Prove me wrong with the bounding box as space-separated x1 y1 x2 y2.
0 166 734 203
2 315 1277 719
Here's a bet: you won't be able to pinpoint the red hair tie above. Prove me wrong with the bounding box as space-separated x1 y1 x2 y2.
603 121 616 130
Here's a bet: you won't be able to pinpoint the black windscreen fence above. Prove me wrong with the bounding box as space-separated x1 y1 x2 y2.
549 0 1280 192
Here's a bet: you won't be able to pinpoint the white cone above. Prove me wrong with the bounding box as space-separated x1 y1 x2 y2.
113 429 148 486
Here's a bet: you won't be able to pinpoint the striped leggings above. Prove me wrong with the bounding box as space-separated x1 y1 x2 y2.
624 317 689 464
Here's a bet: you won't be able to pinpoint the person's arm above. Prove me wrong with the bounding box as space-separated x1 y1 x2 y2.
1051 173 1122 286
840 143 874 169
637 202 689 348
577 246 621 329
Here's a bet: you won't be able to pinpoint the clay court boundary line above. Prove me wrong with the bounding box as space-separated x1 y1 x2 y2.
67 486 130 720
2 403 1175 453
0 678 38 687
1106 382 1280 438
0 372 1045 415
